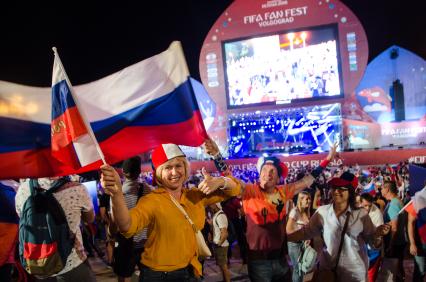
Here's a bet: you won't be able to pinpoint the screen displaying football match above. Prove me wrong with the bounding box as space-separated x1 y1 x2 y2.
223 24 343 108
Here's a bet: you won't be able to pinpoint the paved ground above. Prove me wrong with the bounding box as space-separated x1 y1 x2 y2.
88 255 250 282
88 253 416 282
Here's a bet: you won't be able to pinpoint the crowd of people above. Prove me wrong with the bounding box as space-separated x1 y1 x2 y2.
0 138 425 282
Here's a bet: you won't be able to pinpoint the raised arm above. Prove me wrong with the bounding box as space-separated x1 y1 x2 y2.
293 141 339 194
204 137 230 176
100 164 131 233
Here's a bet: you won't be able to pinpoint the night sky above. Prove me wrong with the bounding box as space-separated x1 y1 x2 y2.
0 0 424 86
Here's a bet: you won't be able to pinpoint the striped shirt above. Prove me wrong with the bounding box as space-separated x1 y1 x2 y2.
122 179 152 248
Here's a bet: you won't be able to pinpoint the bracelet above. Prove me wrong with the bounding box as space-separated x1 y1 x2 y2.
219 177 231 190
211 152 221 159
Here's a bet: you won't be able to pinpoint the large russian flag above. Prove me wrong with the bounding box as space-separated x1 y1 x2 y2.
0 41 208 179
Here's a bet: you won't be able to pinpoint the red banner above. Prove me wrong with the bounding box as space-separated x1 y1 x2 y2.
142 147 426 173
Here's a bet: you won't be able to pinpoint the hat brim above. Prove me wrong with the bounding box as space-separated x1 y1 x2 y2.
328 178 353 189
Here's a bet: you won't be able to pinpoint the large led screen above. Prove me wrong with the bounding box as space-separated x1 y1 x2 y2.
223 24 343 109
228 103 342 158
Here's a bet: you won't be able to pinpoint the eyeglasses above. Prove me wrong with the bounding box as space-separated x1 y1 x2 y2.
331 186 349 191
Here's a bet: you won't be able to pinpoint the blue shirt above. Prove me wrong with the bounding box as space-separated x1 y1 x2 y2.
384 198 402 223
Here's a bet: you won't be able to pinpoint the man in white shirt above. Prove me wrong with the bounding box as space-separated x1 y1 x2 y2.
209 203 231 282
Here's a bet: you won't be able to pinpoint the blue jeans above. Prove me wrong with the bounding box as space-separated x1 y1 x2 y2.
139 265 199 282
288 242 303 282
248 258 290 282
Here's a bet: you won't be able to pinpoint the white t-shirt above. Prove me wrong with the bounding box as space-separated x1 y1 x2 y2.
15 179 94 276
303 205 377 281
288 207 309 232
368 204 384 227
212 211 229 247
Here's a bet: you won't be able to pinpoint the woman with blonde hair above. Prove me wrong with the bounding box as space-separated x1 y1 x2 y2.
286 191 311 282
100 143 241 281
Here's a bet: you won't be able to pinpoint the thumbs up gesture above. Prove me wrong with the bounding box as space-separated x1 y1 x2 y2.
198 167 224 195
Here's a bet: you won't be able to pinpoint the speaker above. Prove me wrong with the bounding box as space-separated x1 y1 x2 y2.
390 80 405 121
390 48 399 60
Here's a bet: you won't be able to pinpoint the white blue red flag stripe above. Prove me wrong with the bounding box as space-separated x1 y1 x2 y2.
51 49 103 169
362 181 376 196
405 186 426 244
0 41 208 179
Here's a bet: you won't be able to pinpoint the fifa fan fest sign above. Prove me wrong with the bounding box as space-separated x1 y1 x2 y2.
199 0 369 154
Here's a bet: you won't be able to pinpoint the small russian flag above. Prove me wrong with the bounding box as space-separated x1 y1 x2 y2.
51 48 104 169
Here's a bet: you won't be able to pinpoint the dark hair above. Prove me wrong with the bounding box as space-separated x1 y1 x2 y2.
122 156 142 180
383 180 398 194
348 187 357 209
360 193 374 203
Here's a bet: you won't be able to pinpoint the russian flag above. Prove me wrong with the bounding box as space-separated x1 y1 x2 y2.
0 41 208 179
404 187 426 244
0 181 19 265
362 181 376 196
51 48 103 169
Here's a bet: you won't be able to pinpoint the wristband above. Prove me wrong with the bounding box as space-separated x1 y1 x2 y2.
320 159 330 168
219 177 231 190
212 153 229 173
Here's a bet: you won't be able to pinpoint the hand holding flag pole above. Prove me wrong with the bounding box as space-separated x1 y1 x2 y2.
51 47 106 169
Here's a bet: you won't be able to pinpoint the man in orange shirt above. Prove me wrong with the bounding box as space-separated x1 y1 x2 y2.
205 140 338 281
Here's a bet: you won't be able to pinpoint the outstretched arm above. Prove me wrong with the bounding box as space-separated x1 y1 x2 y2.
204 137 230 175
287 211 322 241
198 167 241 206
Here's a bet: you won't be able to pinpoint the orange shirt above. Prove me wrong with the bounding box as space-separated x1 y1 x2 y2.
242 182 295 251
122 179 240 276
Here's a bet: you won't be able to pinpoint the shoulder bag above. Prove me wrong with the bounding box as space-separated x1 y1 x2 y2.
169 195 212 257
313 211 351 282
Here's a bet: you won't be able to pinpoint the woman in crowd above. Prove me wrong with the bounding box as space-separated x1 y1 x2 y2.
100 143 241 282
287 171 390 282
286 191 311 282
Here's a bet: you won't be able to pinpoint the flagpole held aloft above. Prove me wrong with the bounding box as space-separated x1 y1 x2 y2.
51 47 106 166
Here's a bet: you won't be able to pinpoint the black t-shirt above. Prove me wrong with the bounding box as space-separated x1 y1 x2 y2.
98 193 111 210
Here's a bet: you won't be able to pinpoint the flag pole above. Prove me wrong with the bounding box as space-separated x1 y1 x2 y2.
52 47 107 165
399 199 413 214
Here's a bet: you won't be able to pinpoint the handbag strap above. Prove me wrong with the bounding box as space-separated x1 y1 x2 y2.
169 194 198 232
333 211 351 271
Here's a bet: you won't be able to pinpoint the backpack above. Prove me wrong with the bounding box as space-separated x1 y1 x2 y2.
19 178 75 277
215 211 237 244
298 243 318 274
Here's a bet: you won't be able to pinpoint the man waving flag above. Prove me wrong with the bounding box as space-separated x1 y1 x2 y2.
51 48 105 169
